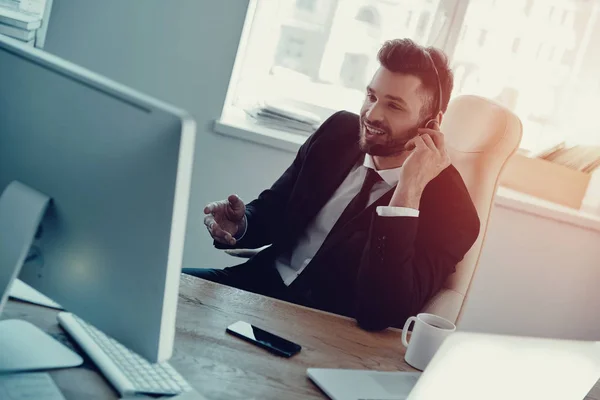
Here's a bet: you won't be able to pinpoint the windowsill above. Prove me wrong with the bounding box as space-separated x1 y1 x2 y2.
214 115 600 232
214 111 306 154
495 187 600 232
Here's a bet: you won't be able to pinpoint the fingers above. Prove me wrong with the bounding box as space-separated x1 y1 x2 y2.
227 194 245 213
204 214 236 245
411 135 427 151
429 130 445 149
417 128 445 149
205 195 245 215
419 129 451 167
405 136 418 151
204 201 224 215
405 135 426 151
420 134 438 153
203 195 243 245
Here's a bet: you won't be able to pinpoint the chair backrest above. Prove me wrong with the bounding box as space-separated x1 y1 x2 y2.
421 95 522 324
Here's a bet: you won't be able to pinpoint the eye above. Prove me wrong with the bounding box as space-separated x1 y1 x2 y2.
366 93 377 102
389 103 403 111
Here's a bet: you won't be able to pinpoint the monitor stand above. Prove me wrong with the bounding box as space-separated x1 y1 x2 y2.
0 181 82 372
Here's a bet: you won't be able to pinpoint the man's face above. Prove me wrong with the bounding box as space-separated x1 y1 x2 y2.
359 67 428 157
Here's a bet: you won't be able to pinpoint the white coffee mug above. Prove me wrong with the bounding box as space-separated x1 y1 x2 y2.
401 313 456 371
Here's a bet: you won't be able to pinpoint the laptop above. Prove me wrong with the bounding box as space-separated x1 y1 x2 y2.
308 332 600 400
307 368 421 400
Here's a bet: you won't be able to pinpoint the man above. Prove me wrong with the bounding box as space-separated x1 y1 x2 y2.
184 39 480 330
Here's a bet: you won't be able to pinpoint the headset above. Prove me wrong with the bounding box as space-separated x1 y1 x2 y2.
422 50 444 130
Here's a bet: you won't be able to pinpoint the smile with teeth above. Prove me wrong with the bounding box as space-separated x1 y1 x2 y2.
365 125 386 136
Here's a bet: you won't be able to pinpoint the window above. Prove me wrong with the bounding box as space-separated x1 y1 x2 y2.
561 10 572 27
460 25 468 42
547 45 555 62
296 0 316 12
355 6 381 39
405 11 413 28
562 48 576 66
226 0 600 152
451 0 600 151
512 37 521 54
415 12 431 40
340 53 370 90
478 29 487 47
274 31 308 73
355 7 379 26
524 0 534 16
536 43 544 60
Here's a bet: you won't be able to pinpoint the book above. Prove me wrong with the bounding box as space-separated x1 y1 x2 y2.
533 142 566 160
0 6 41 29
540 145 600 173
0 0 46 19
35 0 50 48
0 21 36 40
261 101 321 125
245 108 317 135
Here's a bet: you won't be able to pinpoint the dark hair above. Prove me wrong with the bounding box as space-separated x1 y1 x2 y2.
377 38 454 118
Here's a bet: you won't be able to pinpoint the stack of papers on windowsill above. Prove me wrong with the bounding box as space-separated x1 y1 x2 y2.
245 102 322 136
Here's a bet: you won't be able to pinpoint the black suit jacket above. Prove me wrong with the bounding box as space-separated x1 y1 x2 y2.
217 111 480 330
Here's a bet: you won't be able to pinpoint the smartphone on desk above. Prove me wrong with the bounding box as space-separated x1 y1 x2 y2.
226 321 301 358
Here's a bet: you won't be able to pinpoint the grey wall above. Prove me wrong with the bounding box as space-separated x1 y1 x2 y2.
45 0 295 269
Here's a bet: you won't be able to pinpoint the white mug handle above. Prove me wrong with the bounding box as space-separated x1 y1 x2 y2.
402 316 417 348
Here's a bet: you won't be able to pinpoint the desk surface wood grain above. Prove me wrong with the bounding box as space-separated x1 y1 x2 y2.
3 274 600 399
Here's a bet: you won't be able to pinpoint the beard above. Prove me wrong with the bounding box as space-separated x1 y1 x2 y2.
358 115 421 157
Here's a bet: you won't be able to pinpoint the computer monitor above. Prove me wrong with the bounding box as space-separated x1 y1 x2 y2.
0 36 196 363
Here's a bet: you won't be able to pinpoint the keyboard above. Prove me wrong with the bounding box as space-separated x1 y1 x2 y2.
57 312 193 397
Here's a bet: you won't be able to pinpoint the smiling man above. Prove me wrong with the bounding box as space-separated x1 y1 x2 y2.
184 38 480 330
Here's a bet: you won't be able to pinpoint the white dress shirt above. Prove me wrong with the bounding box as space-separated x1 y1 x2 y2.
269 154 419 286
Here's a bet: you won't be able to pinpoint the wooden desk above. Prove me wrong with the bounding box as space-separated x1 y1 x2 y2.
3 274 600 399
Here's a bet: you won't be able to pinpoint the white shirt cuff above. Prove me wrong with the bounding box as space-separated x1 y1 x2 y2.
234 214 248 240
376 206 420 217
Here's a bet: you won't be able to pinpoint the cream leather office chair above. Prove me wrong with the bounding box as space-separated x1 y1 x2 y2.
421 95 522 324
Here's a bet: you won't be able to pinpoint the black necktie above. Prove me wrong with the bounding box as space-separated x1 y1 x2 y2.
288 168 383 302
329 168 382 235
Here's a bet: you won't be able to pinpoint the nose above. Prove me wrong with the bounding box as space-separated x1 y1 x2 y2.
364 102 384 125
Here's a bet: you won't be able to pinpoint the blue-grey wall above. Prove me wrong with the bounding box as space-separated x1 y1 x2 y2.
45 0 295 268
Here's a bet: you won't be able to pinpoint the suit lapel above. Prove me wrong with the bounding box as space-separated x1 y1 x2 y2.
284 137 362 239
288 184 396 294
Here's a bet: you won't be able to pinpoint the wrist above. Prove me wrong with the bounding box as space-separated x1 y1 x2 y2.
389 184 423 209
234 214 247 240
